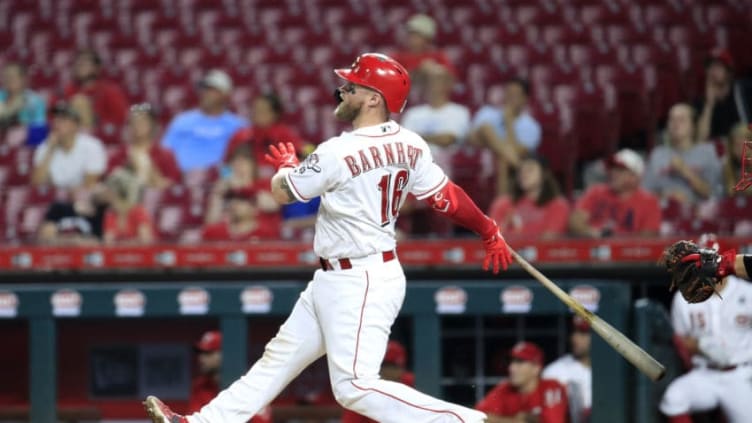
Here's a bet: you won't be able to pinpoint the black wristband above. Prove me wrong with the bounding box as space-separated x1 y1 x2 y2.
744 255 752 277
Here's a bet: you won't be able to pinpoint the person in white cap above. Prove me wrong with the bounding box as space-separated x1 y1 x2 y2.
569 148 661 237
161 69 246 173
392 13 456 83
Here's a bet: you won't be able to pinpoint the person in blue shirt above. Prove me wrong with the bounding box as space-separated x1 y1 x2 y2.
469 77 542 195
161 69 246 173
0 62 48 145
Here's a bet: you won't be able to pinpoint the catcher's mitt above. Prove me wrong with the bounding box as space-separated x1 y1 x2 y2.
661 240 722 303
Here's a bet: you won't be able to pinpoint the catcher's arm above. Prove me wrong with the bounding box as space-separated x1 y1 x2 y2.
735 254 751 279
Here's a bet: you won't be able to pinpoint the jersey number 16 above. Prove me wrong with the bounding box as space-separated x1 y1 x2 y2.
377 169 409 226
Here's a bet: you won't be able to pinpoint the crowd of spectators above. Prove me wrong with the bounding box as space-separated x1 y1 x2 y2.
0 11 751 246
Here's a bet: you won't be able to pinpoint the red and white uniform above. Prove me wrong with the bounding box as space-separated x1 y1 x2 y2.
660 275 752 422
186 121 486 423
543 355 591 422
475 379 569 423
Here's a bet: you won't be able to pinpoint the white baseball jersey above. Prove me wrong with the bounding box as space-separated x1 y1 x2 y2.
543 355 592 412
671 275 752 367
285 120 448 259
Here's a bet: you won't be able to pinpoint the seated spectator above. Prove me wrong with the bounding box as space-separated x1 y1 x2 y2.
108 103 181 189
570 149 661 237
200 187 279 242
469 78 541 195
64 49 128 144
205 145 278 225
401 62 469 175
695 48 750 142
224 92 305 180
488 155 570 239
391 14 455 91
0 62 47 145
543 316 592 423
162 69 246 173
37 189 108 245
722 123 751 196
476 342 569 423
341 340 415 423
31 102 106 190
102 168 155 245
643 103 723 205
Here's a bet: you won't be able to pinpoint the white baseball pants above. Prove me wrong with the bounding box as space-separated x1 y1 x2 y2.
659 365 752 422
188 256 486 423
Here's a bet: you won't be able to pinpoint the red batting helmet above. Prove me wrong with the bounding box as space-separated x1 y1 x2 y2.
334 53 411 114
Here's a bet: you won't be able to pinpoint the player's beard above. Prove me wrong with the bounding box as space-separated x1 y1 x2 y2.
334 99 362 122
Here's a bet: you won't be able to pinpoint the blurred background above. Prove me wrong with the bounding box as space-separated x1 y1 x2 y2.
0 0 751 422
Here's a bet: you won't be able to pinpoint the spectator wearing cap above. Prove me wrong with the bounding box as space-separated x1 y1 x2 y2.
488 155 570 239
469 78 541 195
695 48 750 143
64 49 129 144
102 168 155 245
401 62 470 175
0 62 47 145
202 146 279 242
543 317 592 423
570 148 661 238
476 342 569 423
161 69 246 173
223 93 305 181
31 102 106 190
190 330 271 423
107 104 181 189
341 340 415 423
643 103 723 206
392 14 455 78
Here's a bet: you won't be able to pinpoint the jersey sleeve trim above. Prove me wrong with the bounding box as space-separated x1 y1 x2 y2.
414 175 449 200
285 172 311 203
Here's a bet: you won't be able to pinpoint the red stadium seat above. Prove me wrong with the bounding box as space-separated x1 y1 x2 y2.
531 102 577 196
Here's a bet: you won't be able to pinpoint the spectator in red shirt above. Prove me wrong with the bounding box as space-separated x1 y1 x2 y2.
223 93 305 181
488 155 570 239
201 187 279 242
476 341 569 423
341 340 415 423
102 168 155 245
570 148 661 238
107 103 181 188
190 331 271 422
64 49 128 144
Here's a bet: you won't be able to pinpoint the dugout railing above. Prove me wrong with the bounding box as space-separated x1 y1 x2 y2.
0 280 642 423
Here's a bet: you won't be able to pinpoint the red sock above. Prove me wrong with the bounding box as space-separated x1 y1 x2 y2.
669 414 692 423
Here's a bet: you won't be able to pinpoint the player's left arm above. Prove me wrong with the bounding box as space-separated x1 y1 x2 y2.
266 142 343 205
270 169 297 204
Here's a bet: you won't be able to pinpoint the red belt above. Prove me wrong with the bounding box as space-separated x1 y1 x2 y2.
319 250 396 271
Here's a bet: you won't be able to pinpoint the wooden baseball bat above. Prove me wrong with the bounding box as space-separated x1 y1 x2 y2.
510 249 666 381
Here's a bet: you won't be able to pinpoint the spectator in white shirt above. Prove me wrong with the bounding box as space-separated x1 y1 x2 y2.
543 316 592 423
400 62 470 176
31 102 106 190
469 77 541 194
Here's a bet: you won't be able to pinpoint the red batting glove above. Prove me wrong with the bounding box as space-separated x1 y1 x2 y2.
264 142 299 171
482 227 512 274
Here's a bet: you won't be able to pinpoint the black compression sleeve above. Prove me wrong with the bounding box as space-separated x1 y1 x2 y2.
745 255 752 277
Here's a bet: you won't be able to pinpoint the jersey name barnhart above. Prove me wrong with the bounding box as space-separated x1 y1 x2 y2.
344 142 423 177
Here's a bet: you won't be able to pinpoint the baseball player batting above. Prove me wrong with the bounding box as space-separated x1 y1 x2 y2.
660 236 752 423
144 52 512 423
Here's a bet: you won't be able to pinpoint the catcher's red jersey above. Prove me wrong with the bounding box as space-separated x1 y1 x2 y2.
475 379 569 423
